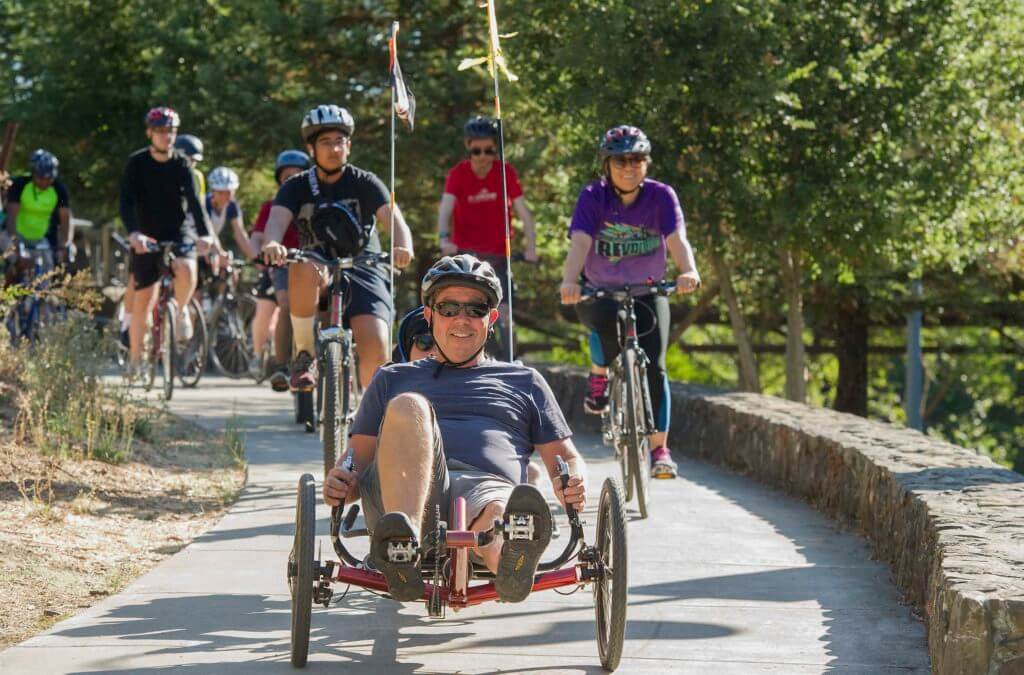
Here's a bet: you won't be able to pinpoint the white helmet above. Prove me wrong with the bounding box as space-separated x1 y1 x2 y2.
208 166 240 192
301 104 355 143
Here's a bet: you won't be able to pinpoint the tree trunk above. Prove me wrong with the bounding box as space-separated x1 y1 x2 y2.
779 248 806 403
833 286 869 415
709 250 761 392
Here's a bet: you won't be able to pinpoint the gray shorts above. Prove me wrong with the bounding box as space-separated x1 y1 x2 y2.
357 412 515 540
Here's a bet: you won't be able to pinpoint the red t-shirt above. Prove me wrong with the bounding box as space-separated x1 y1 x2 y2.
252 199 300 248
443 160 524 256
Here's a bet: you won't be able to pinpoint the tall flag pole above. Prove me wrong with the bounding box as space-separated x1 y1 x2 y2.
460 0 518 361
388 20 415 356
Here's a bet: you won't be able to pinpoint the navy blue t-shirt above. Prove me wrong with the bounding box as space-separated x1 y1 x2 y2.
351 359 573 483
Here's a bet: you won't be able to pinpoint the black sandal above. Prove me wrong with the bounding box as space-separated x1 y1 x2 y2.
370 512 425 602
495 484 552 603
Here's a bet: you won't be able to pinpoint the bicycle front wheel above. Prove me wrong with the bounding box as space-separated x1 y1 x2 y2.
178 297 208 388
609 364 633 503
160 305 176 401
624 349 652 519
320 339 348 479
209 300 254 378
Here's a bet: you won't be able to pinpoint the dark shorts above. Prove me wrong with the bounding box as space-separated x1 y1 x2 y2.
317 261 393 327
356 407 515 540
253 269 276 301
130 238 197 290
271 266 289 293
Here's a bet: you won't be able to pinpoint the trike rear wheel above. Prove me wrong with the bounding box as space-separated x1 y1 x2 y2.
594 477 627 671
289 473 316 667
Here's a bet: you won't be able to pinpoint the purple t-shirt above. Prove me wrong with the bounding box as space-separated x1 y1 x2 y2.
569 179 685 288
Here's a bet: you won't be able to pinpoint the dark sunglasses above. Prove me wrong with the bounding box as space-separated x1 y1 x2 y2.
412 333 434 351
433 300 491 318
610 155 647 168
470 147 497 156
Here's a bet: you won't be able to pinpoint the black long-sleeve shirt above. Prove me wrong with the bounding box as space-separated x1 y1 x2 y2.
119 148 210 238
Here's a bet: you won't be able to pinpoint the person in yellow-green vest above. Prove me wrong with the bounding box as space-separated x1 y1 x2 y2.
3 149 73 271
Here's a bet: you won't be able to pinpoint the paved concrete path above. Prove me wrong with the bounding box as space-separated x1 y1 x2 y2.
2 376 929 674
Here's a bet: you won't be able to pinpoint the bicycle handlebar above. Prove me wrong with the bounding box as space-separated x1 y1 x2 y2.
111 232 194 256
281 248 391 270
579 279 677 302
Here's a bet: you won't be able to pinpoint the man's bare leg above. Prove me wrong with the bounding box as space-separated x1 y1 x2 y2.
376 392 435 533
170 257 197 314
129 283 159 365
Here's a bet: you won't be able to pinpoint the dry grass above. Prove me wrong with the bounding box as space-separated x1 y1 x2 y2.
0 407 245 648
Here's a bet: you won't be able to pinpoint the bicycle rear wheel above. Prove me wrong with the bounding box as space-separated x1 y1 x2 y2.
160 305 176 401
624 349 651 519
178 297 208 388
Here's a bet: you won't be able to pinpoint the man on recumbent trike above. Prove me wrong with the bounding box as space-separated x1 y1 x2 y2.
322 253 588 602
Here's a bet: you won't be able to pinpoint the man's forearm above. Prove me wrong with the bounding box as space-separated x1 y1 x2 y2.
513 198 536 247
437 194 455 239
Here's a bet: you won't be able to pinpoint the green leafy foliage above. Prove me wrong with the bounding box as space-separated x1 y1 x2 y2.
2 0 1022 465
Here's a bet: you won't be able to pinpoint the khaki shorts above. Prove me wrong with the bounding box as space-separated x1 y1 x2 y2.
356 409 515 540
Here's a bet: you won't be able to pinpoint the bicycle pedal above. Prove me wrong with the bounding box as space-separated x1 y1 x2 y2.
386 540 418 564
505 514 536 541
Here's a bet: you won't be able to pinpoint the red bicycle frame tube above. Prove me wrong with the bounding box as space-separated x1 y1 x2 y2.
331 564 584 609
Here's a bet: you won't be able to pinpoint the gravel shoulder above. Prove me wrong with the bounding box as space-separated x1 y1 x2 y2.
0 403 246 648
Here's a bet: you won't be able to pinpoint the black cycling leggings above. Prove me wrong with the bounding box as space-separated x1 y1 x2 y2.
576 294 671 433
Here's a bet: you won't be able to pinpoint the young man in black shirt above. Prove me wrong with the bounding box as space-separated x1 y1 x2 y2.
261 105 414 392
119 106 212 375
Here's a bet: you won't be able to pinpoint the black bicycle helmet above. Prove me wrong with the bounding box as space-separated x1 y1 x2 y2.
395 306 430 362
421 254 503 308
275 149 310 183
29 149 58 179
599 125 652 158
463 115 499 140
301 104 355 144
174 134 204 161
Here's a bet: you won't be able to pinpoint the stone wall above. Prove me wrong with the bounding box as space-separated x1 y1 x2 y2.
538 364 1024 675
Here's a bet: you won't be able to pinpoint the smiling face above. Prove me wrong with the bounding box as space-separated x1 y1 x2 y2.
607 154 648 193
423 286 499 365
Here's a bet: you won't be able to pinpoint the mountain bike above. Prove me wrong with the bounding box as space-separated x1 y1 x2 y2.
281 248 389 478
112 233 207 393
582 280 674 520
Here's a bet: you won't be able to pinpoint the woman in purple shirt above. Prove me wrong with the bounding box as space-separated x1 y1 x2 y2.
559 126 701 478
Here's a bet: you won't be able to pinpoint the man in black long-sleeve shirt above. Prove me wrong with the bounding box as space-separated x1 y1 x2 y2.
119 106 212 373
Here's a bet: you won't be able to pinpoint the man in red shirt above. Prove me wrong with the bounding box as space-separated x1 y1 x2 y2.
437 116 538 358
